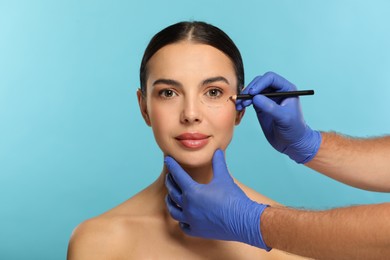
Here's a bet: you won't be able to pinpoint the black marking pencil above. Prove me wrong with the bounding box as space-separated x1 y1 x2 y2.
231 90 314 100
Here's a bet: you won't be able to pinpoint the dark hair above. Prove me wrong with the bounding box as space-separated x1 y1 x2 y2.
139 21 244 96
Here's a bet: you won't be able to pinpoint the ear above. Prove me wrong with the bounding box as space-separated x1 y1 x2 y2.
137 89 151 126
234 109 245 125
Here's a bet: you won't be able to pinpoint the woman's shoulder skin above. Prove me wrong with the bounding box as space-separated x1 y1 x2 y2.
67 184 163 259
67 195 151 259
67 214 134 259
67 178 307 260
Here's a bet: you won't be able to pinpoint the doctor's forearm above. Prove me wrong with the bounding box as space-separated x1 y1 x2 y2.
260 204 390 260
305 132 390 192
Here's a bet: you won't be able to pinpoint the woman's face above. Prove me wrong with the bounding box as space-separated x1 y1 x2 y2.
138 41 243 169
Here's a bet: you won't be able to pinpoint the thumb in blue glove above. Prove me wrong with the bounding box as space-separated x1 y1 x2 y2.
164 149 271 251
236 72 321 164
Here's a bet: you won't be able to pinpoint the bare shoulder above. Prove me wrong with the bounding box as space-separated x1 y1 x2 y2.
67 184 161 259
67 214 140 260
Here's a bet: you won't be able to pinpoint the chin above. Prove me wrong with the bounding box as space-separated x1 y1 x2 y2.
177 159 210 170
165 148 214 169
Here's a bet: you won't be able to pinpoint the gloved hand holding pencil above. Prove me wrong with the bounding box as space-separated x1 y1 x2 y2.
236 72 321 164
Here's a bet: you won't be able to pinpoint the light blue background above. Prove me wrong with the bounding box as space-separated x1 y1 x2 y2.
1 0 390 259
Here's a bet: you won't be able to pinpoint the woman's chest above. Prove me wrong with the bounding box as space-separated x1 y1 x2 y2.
127 229 269 259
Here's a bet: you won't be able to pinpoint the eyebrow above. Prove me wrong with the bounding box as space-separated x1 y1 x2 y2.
201 76 230 86
152 76 230 88
152 79 182 87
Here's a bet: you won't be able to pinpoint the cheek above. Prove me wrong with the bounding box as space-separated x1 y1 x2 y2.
208 105 237 139
209 103 237 124
148 102 177 146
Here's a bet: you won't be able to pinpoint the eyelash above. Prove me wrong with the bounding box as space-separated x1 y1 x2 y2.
157 87 224 100
205 88 224 99
158 89 178 99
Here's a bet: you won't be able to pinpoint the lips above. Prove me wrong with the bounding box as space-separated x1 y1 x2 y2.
175 133 210 149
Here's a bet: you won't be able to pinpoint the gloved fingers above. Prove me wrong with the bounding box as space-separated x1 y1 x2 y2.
165 195 186 222
179 222 192 235
240 84 252 95
236 72 297 111
236 103 244 111
247 72 297 96
235 85 252 111
236 98 252 111
164 156 195 190
211 149 231 182
165 173 183 206
280 94 299 108
252 94 289 122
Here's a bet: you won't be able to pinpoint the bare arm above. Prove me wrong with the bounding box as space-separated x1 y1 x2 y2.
261 203 390 260
305 132 390 192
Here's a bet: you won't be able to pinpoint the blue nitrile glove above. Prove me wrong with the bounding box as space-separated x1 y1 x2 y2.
236 72 321 164
164 149 271 251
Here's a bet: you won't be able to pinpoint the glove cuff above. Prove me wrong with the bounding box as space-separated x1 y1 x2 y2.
286 128 322 164
242 201 272 251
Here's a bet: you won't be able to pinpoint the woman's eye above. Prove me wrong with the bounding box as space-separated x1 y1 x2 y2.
159 89 177 98
206 88 223 98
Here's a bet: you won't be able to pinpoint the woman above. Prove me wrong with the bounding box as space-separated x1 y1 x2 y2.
67 21 305 259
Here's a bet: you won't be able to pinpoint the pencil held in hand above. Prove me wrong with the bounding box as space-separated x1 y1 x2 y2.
230 90 314 100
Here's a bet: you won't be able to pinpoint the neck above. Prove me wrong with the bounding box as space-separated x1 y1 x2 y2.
182 163 214 184
160 159 214 185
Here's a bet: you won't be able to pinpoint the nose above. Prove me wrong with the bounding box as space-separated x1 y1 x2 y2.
180 96 203 124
